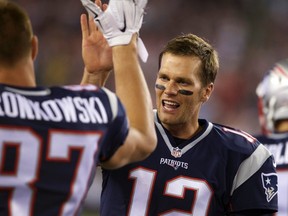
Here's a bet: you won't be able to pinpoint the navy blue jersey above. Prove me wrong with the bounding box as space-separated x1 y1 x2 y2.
0 84 128 216
255 133 288 216
101 111 277 216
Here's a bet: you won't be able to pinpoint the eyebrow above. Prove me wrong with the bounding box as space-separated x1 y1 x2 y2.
176 77 192 84
158 72 191 82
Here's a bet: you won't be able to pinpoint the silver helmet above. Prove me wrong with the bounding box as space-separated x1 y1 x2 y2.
256 59 288 134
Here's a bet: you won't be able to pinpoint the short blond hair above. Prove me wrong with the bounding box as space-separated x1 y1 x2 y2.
159 33 219 86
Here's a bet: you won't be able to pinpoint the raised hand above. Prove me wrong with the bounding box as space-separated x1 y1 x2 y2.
80 0 112 86
80 0 148 62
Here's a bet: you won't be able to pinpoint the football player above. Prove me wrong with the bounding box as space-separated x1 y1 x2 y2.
255 59 288 216
82 25 278 216
0 0 156 215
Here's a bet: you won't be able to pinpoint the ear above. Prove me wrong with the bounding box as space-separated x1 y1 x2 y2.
31 36 38 61
201 83 214 103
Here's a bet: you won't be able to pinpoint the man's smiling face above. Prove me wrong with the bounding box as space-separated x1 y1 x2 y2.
155 53 209 129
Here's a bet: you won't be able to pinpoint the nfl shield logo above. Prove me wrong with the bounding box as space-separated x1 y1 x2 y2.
171 147 182 158
261 172 278 202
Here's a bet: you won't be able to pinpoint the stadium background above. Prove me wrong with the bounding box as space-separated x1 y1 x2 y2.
12 0 288 214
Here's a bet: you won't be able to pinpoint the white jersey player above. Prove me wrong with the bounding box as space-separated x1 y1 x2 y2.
255 58 288 216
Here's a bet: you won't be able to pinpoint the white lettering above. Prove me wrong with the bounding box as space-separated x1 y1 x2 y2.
0 97 4 116
16 94 35 120
0 92 109 124
56 97 77 123
42 100 63 122
95 97 108 123
83 98 103 123
3 92 18 117
28 100 49 121
265 142 288 165
160 158 189 169
73 97 90 123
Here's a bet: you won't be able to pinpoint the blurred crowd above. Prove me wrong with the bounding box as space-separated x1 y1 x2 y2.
13 0 288 135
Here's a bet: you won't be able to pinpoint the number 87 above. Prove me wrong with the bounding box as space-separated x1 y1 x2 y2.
0 126 101 216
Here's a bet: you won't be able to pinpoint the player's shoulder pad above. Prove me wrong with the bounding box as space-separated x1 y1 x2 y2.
212 122 260 152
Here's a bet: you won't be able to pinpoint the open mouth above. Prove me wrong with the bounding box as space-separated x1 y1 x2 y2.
162 100 180 111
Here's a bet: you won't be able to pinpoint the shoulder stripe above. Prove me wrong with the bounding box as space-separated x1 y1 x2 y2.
4 87 51 96
230 144 272 195
102 87 118 121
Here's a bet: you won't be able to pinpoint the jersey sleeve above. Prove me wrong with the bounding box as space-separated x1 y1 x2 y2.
98 88 129 162
229 144 278 214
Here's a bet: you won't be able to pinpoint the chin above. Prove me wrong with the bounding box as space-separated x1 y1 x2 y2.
159 113 175 124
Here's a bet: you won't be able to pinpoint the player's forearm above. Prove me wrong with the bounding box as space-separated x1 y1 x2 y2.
112 35 156 153
80 67 111 87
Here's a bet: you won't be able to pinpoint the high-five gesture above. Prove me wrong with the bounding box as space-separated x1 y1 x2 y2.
80 0 156 168
81 12 112 86
80 0 148 62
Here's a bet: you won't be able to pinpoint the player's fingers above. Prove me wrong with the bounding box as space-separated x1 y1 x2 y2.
95 0 102 9
82 0 103 17
103 4 108 11
89 15 98 33
80 14 90 38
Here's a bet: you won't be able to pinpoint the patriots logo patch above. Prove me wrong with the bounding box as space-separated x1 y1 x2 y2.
261 173 278 202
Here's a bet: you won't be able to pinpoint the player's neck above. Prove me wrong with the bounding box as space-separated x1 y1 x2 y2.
0 59 36 87
164 121 201 140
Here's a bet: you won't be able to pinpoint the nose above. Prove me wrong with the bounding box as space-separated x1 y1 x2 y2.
164 81 178 95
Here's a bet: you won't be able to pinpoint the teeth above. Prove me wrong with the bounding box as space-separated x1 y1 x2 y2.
162 100 179 111
163 100 179 106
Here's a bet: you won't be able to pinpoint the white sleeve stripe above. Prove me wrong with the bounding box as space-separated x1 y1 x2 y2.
230 144 272 195
102 87 118 121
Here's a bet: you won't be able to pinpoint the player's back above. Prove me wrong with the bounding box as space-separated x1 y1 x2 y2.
0 84 128 216
256 133 288 216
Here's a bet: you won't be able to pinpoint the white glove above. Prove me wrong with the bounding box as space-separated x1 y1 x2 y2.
80 0 148 62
